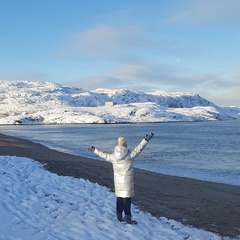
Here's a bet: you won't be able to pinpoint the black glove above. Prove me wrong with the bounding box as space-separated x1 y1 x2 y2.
88 146 95 152
145 133 154 141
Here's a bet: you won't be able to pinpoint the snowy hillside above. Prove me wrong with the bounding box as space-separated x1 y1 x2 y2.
0 80 239 124
0 156 226 240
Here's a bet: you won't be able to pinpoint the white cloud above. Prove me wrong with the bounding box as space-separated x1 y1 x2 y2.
223 86 240 106
202 86 240 107
114 63 175 80
58 25 145 61
112 63 211 88
72 26 126 55
168 0 240 25
66 76 125 90
176 69 240 106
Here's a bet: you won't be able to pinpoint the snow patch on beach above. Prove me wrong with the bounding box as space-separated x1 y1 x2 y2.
0 80 239 124
0 156 232 240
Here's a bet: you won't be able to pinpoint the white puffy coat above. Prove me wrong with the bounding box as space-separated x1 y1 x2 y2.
93 139 148 198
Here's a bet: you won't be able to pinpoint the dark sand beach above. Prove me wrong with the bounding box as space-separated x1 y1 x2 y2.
0 133 239 238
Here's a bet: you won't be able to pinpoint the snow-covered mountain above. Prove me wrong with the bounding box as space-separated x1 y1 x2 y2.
0 80 239 124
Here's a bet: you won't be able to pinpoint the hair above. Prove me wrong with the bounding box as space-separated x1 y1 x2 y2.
118 137 127 147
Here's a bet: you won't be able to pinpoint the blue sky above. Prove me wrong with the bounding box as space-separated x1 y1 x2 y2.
1 0 240 106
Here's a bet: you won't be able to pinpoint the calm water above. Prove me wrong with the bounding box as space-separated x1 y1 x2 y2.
0 121 239 185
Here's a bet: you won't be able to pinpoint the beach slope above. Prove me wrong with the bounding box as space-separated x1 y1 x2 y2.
0 133 239 238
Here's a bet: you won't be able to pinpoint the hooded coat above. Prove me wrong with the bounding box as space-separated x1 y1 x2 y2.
93 138 148 198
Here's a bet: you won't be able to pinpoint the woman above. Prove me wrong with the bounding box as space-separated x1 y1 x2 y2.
88 133 154 224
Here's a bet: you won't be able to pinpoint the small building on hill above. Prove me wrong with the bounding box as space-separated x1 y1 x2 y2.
105 101 117 107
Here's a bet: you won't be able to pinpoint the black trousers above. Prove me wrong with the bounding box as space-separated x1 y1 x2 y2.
116 197 131 216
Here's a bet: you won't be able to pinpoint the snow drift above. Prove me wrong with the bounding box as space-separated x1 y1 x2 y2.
0 156 229 240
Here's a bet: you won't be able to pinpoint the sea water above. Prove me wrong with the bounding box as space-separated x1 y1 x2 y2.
0 121 239 186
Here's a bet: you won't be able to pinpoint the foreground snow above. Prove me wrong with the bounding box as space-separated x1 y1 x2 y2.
0 156 232 240
0 80 239 124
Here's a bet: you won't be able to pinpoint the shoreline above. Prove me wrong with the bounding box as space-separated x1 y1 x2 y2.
0 133 240 238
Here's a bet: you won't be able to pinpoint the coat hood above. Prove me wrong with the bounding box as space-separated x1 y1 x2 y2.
114 146 129 160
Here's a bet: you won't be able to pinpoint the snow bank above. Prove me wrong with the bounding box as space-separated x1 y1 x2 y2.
0 80 239 124
0 156 229 240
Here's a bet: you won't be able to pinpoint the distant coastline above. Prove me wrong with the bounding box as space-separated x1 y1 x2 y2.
0 80 240 125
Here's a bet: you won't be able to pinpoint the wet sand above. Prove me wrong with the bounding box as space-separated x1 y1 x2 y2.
0 133 239 238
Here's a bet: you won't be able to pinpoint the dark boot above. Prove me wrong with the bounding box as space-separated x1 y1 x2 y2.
125 215 137 224
125 215 132 224
117 213 123 222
